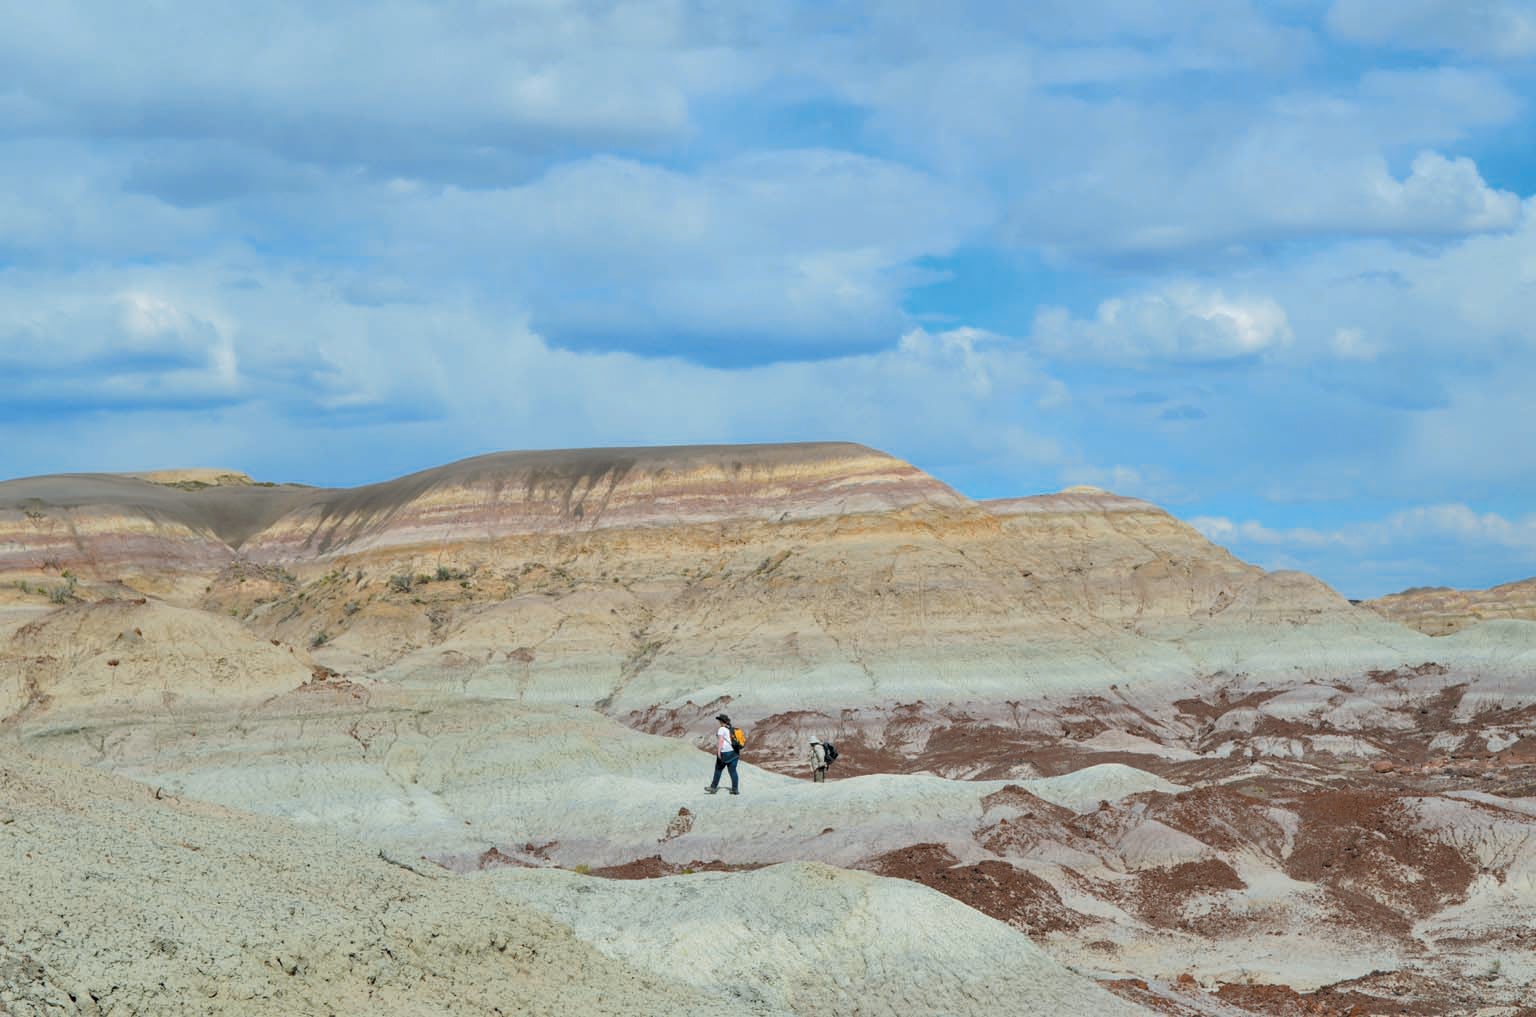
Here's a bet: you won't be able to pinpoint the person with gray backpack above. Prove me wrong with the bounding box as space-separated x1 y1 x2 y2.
809 737 838 782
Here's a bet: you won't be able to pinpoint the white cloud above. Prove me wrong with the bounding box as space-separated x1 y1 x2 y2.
1012 140 1521 258
1327 0 1536 59
1033 285 1292 364
1330 327 1380 361
0 2 731 174
1374 151 1522 234
1199 504 1536 557
0 283 243 413
387 149 992 358
1193 504 1536 595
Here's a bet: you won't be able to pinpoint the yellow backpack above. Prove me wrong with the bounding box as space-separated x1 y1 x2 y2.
731 727 746 752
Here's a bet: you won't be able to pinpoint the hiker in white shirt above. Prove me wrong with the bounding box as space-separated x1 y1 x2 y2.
705 712 740 795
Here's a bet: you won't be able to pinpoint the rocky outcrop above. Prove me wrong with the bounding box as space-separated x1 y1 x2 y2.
0 599 315 723
1367 577 1536 635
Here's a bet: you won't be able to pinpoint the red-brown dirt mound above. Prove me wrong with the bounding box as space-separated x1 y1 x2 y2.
1284 791 1476 919
858 843 1083 935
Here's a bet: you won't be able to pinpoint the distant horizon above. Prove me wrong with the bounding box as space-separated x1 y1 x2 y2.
3 2 1534 601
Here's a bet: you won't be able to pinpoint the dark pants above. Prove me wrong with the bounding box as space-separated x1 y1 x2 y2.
710 750 740 792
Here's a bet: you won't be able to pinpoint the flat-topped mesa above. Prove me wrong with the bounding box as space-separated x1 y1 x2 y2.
984 485 1163 516
243 442 969 561
123 468 257 489
1367 576 1536 636
0 473 316 580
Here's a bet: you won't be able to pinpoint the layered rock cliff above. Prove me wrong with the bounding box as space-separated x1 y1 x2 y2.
1368 577 1536 635
0 442 1492 717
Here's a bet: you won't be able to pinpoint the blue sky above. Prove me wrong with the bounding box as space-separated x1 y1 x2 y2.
2 0 1536 598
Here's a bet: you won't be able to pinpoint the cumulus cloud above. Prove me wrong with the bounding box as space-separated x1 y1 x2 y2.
1032 286 1292 364
1327 0 1536 59
0 2 731 179
1011 140 1521 259
0 284 242 417
9 140 993 364
1368 151 1522 234
382 149 992 361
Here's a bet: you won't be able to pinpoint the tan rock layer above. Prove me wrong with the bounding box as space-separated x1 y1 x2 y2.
0 443 964 576
1367 577 1536 635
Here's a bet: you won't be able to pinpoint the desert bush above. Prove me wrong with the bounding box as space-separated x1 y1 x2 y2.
388 573 414 593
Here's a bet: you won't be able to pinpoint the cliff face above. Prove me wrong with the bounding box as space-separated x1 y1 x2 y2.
0 443 960 573
1367 577 1536 635
240 442 967 560
0 442 1451 715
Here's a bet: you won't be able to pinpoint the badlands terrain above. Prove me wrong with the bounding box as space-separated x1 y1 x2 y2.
1 442 1534 1016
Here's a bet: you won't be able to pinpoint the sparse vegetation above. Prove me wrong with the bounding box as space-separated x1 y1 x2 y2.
572 864 590 875
49 576 77 604
343 600 361 616
311 631 330 648
388 574 415 593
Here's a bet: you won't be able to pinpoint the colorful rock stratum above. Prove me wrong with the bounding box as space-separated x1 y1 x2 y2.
1 442 1533 1016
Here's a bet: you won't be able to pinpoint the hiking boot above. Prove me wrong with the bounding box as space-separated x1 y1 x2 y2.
704 786 718 794
729 789 740 795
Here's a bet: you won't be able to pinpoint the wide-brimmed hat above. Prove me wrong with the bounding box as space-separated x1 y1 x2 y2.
715 713 731 724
